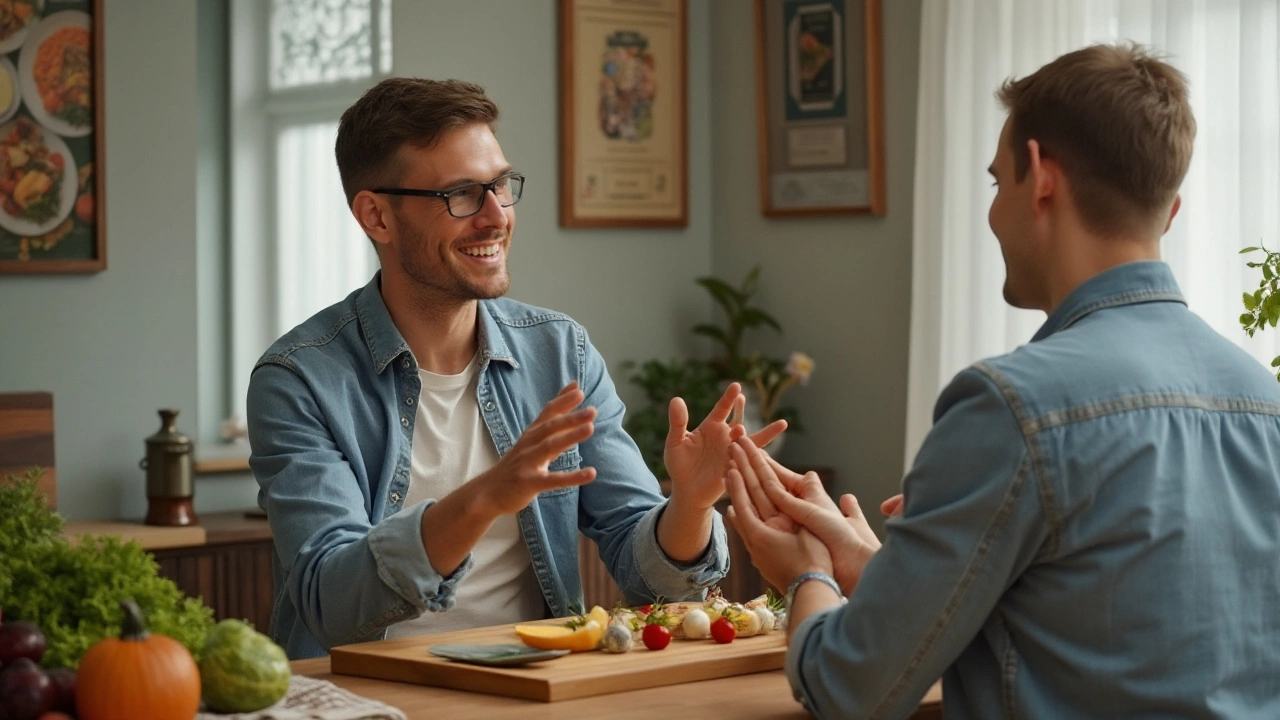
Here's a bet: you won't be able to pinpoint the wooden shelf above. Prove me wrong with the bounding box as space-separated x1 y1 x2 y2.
193 455 251 475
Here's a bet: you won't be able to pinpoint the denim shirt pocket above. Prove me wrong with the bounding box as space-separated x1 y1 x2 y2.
541 447 582 497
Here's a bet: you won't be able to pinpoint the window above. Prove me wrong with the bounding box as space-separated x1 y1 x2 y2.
227 0 391 421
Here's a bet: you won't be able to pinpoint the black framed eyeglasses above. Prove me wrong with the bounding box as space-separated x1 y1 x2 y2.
372 172 525 218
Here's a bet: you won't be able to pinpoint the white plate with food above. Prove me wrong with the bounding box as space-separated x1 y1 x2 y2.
0 114 76 236
18 9 90 138
0 0 44 56
0 57 19 124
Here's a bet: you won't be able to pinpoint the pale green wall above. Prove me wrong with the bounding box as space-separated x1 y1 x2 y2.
0 0 719 521
0 0 921 527
0 0 205 520
709 0 922 534
390 0 718 387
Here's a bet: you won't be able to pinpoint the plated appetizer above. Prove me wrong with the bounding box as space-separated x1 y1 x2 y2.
0 115 63 223
513 589 787 654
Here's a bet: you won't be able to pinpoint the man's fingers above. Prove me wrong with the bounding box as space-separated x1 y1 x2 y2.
730 441 777 520
529 417 595 465
726 468 770 542
880 494 905 518
701 382 742 427
839 494 863 519
666 396 690 447
525 383 586 437
523 406 596 447
761 469 823 521
539 466 597 493
748 419 788 449
729 394 746 427
765 455 808 492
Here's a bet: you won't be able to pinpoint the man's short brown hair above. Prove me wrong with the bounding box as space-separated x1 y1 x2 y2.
335 78 499 205
997 43 1196 237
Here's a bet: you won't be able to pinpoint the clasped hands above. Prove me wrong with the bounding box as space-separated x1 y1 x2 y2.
724 436 898 600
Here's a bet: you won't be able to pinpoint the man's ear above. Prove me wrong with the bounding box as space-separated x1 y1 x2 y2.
1164 194 1182 234
352 191 393 249
1026 139 1056 207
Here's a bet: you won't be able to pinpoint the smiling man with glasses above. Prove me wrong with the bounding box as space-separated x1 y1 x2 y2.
245 78 780 660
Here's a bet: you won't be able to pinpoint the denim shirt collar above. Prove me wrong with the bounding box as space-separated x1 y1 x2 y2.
1031 260 1186 343
354 271 519 373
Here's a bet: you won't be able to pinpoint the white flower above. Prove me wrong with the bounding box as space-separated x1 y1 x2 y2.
786 352 815 385
219 414 248 442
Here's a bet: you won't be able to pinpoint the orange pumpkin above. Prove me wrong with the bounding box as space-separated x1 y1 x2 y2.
76 599 202 720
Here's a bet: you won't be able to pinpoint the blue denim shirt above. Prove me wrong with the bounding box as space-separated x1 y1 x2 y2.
246 274 728 659
787 262 1280 719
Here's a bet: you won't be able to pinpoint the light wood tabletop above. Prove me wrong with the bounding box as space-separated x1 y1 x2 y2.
293 657 943 719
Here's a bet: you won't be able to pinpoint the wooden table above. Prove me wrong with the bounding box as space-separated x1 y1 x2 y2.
293 658 942 719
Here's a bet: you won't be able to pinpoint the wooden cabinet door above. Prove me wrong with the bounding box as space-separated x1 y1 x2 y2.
153 539 275 633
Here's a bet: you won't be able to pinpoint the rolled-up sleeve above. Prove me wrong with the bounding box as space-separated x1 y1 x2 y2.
785 367 1051 719
573 327 728 603
248 362 472 651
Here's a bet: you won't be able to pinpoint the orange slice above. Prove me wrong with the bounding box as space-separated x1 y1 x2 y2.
514 606 609 653
514 621 602 652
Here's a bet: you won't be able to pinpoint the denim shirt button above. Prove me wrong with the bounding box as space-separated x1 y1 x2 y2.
484 401 495 411
401 359 410 369
400 417 409 427
405 396 415 406
390 492 401 504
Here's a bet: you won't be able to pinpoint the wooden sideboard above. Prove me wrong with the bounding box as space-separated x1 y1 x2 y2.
150 511 276 633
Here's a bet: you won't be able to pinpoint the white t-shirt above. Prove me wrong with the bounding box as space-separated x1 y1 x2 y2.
385 354 547 638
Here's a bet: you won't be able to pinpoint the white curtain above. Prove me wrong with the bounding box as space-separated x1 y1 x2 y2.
905 0 1280 468
275 121 373 334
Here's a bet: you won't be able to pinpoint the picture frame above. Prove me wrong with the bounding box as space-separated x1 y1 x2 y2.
755 0 885 217
559 0 687 228
0 0 105 273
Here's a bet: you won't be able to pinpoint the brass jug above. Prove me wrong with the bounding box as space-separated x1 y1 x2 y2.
140 408 198 526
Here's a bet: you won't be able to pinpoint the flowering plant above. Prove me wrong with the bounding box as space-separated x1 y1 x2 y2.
694 266 815 428
745 351 816 423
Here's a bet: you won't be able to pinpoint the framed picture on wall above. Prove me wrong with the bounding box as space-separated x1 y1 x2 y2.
559 0 687 227
755 0 885 216
0 0 105 273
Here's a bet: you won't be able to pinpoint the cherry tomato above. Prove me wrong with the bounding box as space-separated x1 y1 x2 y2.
636 604 653 615
710 617 736 644
642 623 671 650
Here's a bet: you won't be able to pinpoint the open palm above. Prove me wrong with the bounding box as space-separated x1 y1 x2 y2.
664 383 787 510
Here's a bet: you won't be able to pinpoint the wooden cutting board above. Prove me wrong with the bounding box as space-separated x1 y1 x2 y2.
330 616 787 702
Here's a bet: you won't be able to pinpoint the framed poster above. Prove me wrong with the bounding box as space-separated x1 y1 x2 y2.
755 0 885 216
0 0 104 273
559 0 687 227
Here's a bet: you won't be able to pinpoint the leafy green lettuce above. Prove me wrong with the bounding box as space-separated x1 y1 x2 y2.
0 469 214 668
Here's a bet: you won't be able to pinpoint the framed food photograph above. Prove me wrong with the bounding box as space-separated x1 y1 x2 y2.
755 0 885 216
559 0 687 228
0 0 104 273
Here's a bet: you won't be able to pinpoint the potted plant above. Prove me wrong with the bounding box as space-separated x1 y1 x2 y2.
1239 244 1280 381
693 265 815 436
623 266 814 476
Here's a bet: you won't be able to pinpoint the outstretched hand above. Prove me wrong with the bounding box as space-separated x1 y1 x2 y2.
664 383 787 510
477 382 598 517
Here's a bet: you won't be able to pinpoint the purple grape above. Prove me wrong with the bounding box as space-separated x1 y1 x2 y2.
0 658 56 720
0 623 44 665
45 668 76 714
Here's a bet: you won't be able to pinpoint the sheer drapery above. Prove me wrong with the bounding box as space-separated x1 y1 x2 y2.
905 0 1280 467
